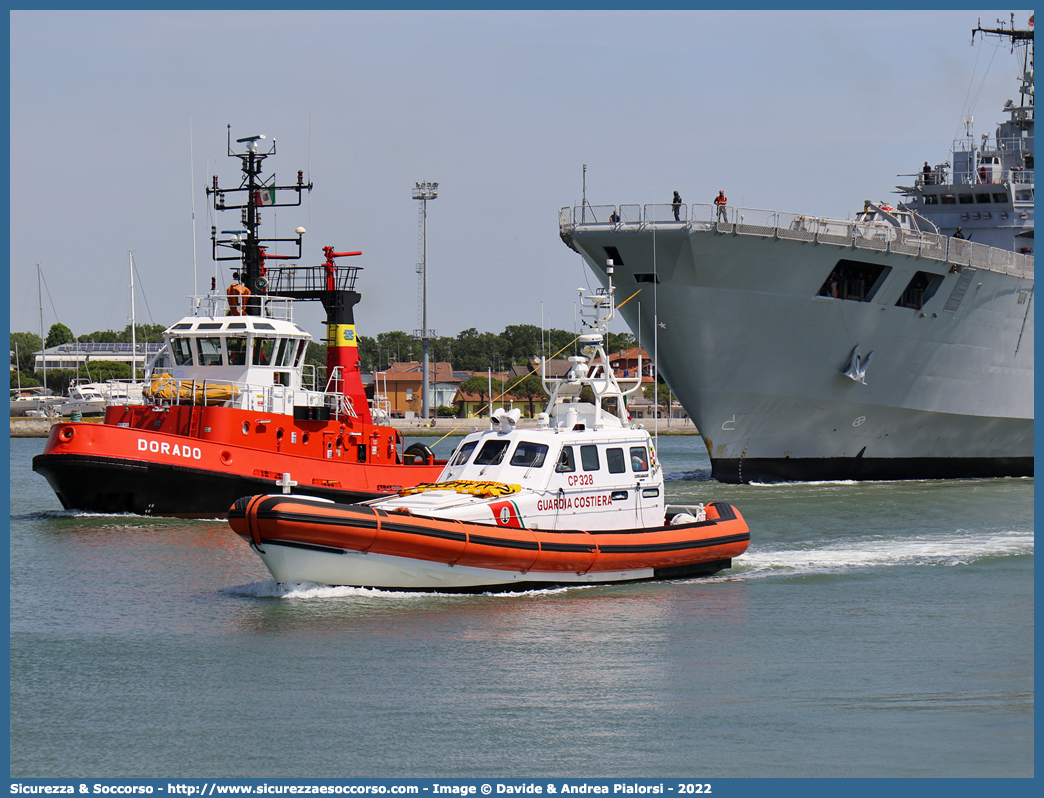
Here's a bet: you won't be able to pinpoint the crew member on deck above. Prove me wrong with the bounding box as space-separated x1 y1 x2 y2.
714 190 728 222
672 191 682 222
952 227 966 240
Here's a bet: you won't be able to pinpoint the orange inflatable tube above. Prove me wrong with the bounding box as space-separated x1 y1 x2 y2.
230 496 749 576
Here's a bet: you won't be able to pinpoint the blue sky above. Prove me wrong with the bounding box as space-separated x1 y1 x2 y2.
9 9 1031 342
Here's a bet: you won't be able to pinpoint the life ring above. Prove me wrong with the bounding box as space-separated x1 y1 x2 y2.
404 441 434 465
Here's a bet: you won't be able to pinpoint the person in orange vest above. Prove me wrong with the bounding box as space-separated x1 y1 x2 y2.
714 190 728 222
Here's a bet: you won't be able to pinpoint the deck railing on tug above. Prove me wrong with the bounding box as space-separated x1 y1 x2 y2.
190 293 296 321
561 204 1034 280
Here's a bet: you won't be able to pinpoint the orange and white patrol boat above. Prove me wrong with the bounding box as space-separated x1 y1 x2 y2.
33 131 444 517
229 269 749 591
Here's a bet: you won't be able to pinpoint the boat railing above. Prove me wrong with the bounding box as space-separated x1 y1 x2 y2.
188 293 296 322
141 373 360 419
561 204 1034 280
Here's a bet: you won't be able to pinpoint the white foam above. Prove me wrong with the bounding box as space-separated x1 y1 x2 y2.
733 529 1034 578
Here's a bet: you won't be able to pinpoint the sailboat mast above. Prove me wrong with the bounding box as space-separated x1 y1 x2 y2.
129 252 137 380
37 262 45 391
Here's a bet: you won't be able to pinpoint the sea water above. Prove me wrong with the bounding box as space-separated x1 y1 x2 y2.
8 435 1033 777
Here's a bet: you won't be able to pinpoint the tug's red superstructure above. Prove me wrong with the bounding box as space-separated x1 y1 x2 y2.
33 130 444 517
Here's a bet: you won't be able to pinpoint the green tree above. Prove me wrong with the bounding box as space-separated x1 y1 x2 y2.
78 360 132 382
605 331 637 353
456 374 504 416
499 324 542 366
45 323 74 348
33 368 77 396
510 373 549 417
644 382 673 417
9 332 42 374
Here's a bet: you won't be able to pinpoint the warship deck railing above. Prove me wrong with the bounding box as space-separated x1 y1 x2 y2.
561 204 1034 280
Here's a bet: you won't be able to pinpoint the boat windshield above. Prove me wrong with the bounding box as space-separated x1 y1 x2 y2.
449 441 478 466
509 441 549 468
474 439 510 465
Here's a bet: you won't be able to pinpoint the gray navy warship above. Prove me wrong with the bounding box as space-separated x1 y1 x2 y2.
560 17 1034 483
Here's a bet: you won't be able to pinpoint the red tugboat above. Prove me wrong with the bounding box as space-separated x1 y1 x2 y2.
33 130 445 517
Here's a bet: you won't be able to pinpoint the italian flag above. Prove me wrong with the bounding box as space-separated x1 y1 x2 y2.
255 178 276 206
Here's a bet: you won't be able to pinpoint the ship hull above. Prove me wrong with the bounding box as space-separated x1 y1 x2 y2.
564 223 1033 482
32 405 444 517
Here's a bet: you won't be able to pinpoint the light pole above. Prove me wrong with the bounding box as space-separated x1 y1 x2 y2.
412 181 438 421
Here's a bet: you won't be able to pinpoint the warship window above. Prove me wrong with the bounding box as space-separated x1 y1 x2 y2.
555 446 576 472
510 441 549 468
941 194 957 204
634 273 660 284
818 259 890 302
958 194 974 204
226 337 248 366
923 195 938 205
196 337 223 366
580 445 600 471
449 441 478 466
253 338 276 366
603 245 624 265
171 338 193 366
1015 189 1033 202
606 448 626 474
992 192 1009 203
630 447 649 472
475 439 510 465
975 193 992 204
896 271 944 310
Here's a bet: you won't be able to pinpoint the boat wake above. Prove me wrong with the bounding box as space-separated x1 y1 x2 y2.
225 581 595 600
731 529 1034 579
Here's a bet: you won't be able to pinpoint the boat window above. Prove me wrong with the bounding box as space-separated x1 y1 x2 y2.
170 337 193 366
630 446 649 472
274 339 294 367
474 439 510 465
510 441 549 468
555 446 576 472
253 322 276 330
580 445 600 471
197 323 222 330
253 338 276 366
941 194 957 204
958 194 974 204
606 448 626 474
294 340 307 367
196 337 223 366
817 259 891 302
975 193 991 204
226 337 248 366
228 322 247 330
896 271 944 310
171 323 192 331
992 192 1009 203
449 441 478 466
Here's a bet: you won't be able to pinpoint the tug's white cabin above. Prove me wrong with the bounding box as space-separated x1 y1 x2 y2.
145 295 343 417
